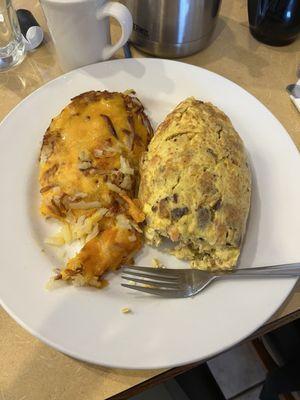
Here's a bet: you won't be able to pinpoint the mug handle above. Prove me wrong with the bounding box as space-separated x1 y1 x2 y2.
96 2 133 60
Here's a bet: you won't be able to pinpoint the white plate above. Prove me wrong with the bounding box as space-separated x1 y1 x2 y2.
0 59 299 370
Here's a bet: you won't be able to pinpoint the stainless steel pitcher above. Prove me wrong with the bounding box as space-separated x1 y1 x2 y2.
120 0 222 58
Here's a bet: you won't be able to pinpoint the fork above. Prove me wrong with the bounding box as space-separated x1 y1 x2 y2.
121 263 300 298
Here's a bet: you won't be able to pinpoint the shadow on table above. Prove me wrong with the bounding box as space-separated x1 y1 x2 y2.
182 15 270 79
187 14 299 82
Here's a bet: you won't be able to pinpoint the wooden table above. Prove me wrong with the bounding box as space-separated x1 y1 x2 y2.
0 1 299 399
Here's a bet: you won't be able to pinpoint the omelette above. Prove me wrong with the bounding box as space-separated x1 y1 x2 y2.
139 97 251 270
39 90 153 287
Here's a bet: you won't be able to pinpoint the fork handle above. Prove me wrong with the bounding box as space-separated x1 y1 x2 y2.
218 262 300 277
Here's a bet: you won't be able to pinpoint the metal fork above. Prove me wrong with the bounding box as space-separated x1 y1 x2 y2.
121 263 300 298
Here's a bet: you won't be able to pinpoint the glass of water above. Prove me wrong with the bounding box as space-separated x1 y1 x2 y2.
0 0 25 71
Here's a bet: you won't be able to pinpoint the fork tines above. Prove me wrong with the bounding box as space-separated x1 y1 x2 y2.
121 266 186 298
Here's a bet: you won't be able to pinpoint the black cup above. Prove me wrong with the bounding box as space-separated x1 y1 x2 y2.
248 0 300 46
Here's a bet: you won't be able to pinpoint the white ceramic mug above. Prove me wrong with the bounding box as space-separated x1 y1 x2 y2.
40 0 133 72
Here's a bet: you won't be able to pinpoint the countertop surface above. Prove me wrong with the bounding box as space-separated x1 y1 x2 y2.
0 1 299 399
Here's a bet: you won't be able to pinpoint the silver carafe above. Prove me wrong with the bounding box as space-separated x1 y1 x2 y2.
120 0 222 58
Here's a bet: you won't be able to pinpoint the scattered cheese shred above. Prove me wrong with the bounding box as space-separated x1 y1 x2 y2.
44 234 65 246
151 258 165 268
121 307 131 314
119 156 134 175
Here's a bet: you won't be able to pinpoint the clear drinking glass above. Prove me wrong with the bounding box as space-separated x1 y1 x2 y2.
0 0 25 71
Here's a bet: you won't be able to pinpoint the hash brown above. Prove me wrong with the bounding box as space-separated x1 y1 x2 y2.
39 90 152 287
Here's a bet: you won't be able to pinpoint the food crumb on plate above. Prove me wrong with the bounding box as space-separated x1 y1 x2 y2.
45 276 66 291
151 258 165 268
121 307 131 314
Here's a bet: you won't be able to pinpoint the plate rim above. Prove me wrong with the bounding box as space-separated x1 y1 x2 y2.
1 278 297 370
0 58 299 369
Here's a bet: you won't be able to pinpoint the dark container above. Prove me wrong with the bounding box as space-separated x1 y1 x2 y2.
248 0 300 46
